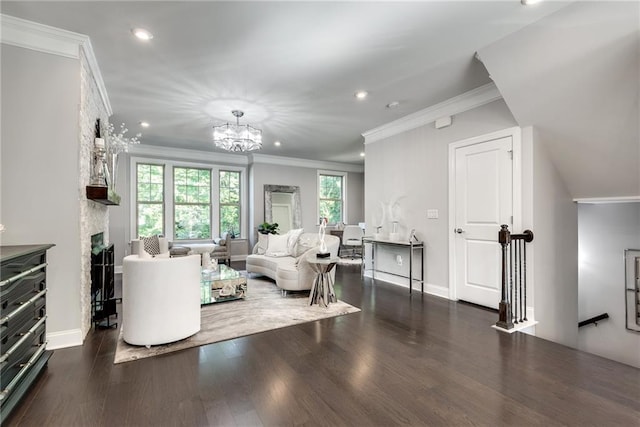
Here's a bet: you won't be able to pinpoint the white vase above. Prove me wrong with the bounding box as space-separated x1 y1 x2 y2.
389 232 401 241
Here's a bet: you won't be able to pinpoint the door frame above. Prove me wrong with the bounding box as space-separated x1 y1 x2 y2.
448 126 522 301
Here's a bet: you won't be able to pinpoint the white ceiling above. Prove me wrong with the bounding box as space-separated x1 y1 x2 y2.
478 1 639 198
1 1 570 164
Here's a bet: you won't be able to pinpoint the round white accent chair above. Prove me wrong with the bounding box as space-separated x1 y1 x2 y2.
122 254 201 346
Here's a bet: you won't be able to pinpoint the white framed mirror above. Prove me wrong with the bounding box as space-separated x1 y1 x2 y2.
264 185 302 233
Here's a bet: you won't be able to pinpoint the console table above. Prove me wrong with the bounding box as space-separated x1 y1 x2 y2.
362 237 424 294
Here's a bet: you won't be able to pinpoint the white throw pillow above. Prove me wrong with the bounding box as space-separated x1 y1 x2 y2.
295 234 318 258
265 234 289 257
256 233 269 255
287 228 304 255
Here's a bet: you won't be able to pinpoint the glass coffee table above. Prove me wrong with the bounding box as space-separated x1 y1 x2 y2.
201 264 247 305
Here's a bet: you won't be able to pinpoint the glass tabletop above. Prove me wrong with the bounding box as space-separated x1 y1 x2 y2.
201 264 247 305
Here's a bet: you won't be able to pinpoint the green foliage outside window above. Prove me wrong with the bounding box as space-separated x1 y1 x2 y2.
319 174 343 225
174 167 211 239
220 171 241 237
137 164 164 237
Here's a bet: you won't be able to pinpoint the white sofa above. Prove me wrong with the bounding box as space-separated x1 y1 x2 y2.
122 254 201 346
246 233 340 293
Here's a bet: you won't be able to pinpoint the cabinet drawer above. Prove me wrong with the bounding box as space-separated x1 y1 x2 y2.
0 271 46 309
1 294 45 349
0 320 46 390
0 251 46 281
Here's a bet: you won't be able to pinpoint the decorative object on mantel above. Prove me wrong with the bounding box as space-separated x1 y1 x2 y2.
90 119 109 187
86 119 141 205
212 110 262 152
105 121 141 191
317 217 330 258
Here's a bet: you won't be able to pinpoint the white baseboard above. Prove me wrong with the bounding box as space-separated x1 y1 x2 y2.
364 271 449 299
425 283 449 299
492 319 538 334
47 328 84 350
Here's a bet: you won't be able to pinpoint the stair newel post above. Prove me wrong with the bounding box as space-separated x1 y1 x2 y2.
522 230 534 322
497 224 514 329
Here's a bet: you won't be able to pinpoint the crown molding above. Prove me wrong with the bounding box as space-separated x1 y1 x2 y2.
362 82 502 144
1 14 112 115
573 196 640 204
128 143 250 166
80 38 112 115
250 153 364 173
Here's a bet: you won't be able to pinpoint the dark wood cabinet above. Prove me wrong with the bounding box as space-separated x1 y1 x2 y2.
0 244 54 420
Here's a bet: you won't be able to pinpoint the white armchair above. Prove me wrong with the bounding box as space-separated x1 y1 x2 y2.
122 254 201 346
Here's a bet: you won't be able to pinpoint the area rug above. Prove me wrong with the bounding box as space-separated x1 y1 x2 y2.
114 277 360 364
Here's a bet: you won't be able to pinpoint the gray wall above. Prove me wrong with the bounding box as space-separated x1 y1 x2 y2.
531 132 579 348
364 99 517 291
110 154 364 263
250 162 364 246
1 46 82 335
578 203 640 367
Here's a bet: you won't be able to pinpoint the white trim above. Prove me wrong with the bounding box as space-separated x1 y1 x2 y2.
492 316 538 334
317 170 348 225
1 14 112 116
448 126 522 301
362 82 502 144
46 328 83 350
1 14 85 58
129 156 249 241
363 271 444 297
573 196 640 204
115 265 123 275
129 144 249 166
251 153 364 173
425 283 450 300
231 254 247 262
80 39 112 115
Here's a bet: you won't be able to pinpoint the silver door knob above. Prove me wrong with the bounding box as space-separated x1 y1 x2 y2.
455 228 464 234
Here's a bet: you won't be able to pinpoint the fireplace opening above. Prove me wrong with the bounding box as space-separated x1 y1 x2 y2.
91 232 117 329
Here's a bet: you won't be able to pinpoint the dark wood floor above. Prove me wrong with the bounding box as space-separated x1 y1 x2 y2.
5 263 640 426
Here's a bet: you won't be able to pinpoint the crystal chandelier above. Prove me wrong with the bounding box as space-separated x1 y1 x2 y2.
212 110 262 152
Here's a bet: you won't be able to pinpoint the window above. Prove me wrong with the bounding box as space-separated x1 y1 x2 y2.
131 158 246 241
219 170 240 236
318 173 344 225
136 163 164 237
173 167 211 239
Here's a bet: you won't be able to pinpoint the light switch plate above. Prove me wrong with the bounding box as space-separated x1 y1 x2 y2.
427 209 439 219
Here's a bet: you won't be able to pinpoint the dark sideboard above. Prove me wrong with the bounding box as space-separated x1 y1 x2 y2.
0 244 54 420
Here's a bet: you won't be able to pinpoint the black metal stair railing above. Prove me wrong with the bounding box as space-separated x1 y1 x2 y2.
496 225 534 330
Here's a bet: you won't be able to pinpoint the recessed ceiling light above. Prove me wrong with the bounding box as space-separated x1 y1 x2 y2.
360 152 365 157
132 28 153 41
354 90 368 100
274 141 281 147
386 101 400 109
140 121 150 128
521 0 542 5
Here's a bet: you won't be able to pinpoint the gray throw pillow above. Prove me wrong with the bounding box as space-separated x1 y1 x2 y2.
141 235 161 256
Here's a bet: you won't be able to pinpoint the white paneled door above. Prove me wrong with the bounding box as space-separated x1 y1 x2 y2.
453 135 513 309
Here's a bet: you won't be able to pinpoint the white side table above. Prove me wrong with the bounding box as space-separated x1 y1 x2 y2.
307 253 339 307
